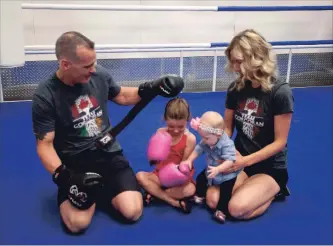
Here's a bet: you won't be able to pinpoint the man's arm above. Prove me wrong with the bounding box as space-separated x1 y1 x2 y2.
111 74 185 106
36 131 62 174
104 63 184 104
112 87 141 106
32 92 61 174
103 67 140 105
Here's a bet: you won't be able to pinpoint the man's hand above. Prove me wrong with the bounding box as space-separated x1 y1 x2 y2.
138 75 184 99
53 164 104 210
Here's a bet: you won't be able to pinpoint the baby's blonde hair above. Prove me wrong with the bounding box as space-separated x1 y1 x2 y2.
200 111 224 131
225 29 277 92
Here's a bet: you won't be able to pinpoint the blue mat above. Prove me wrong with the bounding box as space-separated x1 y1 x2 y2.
0 86 332 245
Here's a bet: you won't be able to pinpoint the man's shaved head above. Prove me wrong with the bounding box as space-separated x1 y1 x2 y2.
55 31 95 62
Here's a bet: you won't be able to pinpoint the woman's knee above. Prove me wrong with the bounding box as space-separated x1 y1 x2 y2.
60 201 95 234
228 174 280 219
228 197 250 219
228 197 273 219
113 191 143 222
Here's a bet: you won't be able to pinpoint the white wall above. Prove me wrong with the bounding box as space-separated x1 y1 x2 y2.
20 0 333 61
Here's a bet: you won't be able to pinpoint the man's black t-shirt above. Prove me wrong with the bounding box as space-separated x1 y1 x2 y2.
225 80 294 169
32 65 122 160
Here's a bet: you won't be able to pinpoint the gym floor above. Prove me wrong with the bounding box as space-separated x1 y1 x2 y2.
0 86 332 244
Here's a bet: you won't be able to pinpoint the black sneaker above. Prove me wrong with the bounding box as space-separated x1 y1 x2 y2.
274 186 291 201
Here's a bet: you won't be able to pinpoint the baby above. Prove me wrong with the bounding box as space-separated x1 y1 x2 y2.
181 111 241 223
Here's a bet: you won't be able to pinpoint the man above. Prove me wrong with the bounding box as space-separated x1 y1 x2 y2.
32 31 184 234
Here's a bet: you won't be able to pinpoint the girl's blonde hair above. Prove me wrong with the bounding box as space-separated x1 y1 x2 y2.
225 29 277 92
164 97 191 121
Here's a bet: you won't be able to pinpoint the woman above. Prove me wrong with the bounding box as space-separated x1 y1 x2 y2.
222 29 294 220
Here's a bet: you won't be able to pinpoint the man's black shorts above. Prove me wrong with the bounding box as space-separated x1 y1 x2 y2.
57 149 141 207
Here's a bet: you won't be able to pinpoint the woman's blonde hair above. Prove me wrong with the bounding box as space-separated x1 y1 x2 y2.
164 97 191 121
225 29 277 92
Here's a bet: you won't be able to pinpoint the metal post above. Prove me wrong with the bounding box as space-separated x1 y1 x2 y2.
286 48 293 83
0 70 3 102
179 51 184 92
179 51 184 77
212 50 218 92
160 56 164 76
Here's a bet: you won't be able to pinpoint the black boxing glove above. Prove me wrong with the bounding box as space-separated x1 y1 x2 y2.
138 75 184 99
52 164 104 210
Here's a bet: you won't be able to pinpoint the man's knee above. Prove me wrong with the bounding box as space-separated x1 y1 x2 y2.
122 203 143 222
113 191 143 222
60 201 95 234
62 214 91 234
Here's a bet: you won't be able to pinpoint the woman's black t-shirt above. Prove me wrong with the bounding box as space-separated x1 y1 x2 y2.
225 80 294 169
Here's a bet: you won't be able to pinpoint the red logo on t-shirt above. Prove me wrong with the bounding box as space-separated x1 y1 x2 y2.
71 95 103 137
236 98 264 140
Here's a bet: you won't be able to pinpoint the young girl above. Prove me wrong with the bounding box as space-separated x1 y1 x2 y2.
136 97 196 213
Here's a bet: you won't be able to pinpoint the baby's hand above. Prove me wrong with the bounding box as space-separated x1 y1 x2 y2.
207 165 220 179
216 164 229 174
179 160 192 170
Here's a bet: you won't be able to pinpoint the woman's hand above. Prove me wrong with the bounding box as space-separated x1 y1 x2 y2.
222 151 249 174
